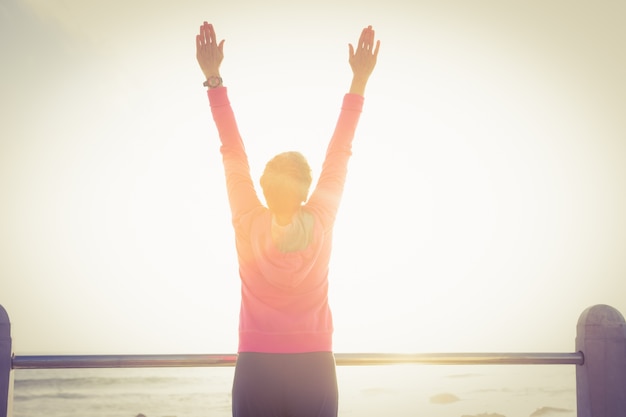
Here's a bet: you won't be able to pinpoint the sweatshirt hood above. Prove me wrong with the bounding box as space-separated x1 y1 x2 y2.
250 211 324 290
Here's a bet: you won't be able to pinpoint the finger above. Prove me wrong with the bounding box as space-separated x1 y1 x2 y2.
358 27 367 49
365 26 374 50
348 43 354 59
373 39 380 58
208 23 216 45
205 22 213 44
199 23 207 45
201 22 208 43
367 26 375 50
218 39 225 53
196 34 202 51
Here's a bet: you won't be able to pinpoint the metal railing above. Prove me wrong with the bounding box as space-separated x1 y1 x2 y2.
2 304 626 417
11 351 583 369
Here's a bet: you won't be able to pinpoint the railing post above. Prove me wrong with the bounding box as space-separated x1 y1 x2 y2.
0 305 12 417
576 304 626 417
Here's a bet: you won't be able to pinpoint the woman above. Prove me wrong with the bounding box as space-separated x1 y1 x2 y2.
196 21 379 417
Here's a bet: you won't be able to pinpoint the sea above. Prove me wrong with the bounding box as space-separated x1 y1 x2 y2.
12 364 576 417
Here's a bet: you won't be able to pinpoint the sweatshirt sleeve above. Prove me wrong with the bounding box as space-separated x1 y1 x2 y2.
208 87 262 223
307 93 364 228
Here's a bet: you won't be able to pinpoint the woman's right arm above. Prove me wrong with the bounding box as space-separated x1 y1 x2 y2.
348 25 380 96
307 26 379 226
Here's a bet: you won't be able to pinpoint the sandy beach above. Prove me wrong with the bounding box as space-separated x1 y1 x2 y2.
13 363 576 417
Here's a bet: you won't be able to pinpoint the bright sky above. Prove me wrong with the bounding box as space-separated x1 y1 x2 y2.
1 0 625 356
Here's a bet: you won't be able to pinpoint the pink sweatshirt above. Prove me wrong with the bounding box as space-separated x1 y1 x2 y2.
208 87 364 353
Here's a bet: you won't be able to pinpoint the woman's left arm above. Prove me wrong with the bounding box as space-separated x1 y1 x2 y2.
197 22 261 221
196 21 224 88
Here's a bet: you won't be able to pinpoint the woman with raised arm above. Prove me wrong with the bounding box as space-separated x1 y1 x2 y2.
196 21 379 417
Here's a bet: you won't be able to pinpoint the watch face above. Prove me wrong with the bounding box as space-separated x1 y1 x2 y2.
209 77 221 87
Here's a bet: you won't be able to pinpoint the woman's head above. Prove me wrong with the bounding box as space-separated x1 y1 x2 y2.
260 151 312 215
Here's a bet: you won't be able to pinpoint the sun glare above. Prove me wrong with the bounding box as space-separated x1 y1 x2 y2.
2 1 625 356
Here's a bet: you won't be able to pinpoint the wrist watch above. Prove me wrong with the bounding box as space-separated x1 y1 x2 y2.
203 76 223 88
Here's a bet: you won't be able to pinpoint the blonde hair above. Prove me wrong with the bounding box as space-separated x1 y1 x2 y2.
260 151 312 213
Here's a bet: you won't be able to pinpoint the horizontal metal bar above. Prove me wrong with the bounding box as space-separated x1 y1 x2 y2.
336 352 583 366
12 354 238 369
12 352 583 370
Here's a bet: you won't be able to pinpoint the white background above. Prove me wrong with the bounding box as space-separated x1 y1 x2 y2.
1 0 625 355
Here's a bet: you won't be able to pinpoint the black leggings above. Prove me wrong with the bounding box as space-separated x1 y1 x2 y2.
232 352 338 417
